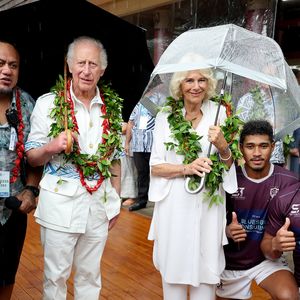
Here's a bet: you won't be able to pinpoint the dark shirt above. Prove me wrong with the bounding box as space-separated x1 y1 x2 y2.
265 182 300 286
224 164 298 270
0 87 35 225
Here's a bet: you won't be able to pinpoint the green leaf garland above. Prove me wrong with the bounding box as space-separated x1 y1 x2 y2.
48 75 123 187
165 93 243 207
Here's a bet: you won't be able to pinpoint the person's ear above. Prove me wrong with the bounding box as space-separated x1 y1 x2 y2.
68 65 73 74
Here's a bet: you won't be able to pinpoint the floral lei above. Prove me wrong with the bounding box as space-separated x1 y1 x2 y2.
10 88 25 183
164 93 243 207
48 75 123 194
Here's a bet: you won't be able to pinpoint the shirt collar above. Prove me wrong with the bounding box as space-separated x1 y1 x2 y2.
70 80 103 106
200 99 209 114
182 99 209 116
241 163 274 183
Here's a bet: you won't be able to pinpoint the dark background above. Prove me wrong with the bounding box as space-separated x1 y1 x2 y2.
275 0 300 62
0 0 154 121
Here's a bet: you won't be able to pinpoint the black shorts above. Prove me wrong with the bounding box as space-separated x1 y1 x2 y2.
0 210 27 286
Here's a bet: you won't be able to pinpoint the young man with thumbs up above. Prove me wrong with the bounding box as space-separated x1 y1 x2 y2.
261 181 300 291
216 120 299 300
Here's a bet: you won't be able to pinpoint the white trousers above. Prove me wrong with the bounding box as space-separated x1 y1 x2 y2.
162 279 216 300
40 211 108 300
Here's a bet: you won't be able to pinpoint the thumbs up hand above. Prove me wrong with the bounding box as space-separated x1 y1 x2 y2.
226 212 247 242
272 218 296 252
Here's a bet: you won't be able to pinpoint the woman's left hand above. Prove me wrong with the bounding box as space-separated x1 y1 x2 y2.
207 125 228 153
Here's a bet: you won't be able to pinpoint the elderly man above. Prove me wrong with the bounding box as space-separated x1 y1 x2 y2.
25 36 122 299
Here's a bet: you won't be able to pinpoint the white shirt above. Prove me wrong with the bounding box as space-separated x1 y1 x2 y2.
25 83 121 233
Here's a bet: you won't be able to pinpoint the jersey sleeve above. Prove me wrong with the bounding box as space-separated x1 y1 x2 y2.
265 192 288 236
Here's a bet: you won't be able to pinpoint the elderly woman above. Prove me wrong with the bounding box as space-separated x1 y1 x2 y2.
148 67 237 300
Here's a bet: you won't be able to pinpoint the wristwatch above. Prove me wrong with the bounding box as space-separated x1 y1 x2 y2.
24 185 40 197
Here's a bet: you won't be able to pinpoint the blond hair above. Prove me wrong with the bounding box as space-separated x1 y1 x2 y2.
169 68 217 101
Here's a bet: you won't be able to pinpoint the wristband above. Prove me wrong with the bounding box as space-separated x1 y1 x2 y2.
5 196 22 209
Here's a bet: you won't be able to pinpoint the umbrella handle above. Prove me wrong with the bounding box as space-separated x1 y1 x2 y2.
184 94 220 194
65 129 72 154
185 175 205 194
184 72 228 194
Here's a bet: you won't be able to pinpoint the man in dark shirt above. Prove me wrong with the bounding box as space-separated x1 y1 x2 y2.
261 181 300 292
216 120 299 300
0 40 41 299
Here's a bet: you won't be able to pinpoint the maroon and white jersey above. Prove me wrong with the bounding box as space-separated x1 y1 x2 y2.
265 182 300 286
224 164 298 270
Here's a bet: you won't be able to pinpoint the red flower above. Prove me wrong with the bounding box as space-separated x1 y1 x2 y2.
65 80 110 194
10 89 25 184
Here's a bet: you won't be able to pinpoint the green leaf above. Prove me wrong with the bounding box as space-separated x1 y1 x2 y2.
48 76 124 194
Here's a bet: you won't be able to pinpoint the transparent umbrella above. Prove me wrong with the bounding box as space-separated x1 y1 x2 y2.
141 23 300 193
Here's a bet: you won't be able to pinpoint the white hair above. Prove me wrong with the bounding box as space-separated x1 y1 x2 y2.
66 36 108 70
169 53 216 100
169 68 216 101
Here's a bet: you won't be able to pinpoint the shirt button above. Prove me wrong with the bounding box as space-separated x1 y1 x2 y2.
89 143 93 149
54 187 59 192
89 121 93 128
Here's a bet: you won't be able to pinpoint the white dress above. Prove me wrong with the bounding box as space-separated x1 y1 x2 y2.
148 100 237 286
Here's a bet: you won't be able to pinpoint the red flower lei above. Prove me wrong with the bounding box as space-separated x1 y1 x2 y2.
10 88 25 183
65 81 109 194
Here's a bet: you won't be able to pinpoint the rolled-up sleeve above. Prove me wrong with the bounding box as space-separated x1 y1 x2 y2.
25 94 53 152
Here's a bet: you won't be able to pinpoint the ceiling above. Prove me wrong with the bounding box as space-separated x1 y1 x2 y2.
88 0 176 17
1 0 299 64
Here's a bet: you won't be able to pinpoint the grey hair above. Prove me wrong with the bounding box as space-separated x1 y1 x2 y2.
66 36 108 70
169 68 217 101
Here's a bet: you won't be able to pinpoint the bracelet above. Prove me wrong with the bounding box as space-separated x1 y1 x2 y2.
219 147 232 161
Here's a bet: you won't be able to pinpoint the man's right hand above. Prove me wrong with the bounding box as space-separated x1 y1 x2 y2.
47 130 78 155
226 211 247 242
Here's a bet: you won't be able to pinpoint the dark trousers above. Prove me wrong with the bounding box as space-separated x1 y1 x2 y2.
0 210 27 286
133 152 151 204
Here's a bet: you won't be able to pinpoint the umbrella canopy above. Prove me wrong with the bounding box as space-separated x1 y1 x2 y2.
152 24 287 89
0 0 154 120
144 24 300 140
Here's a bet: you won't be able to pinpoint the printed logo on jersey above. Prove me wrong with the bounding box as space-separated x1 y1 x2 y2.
270 187 279 199
290 204 300 216
231 187 245 199
238 209 267 240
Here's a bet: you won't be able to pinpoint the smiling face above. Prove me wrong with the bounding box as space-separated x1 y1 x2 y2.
68 39 104 100
180 70 208 106
240 134 275 178
0 42 19 94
